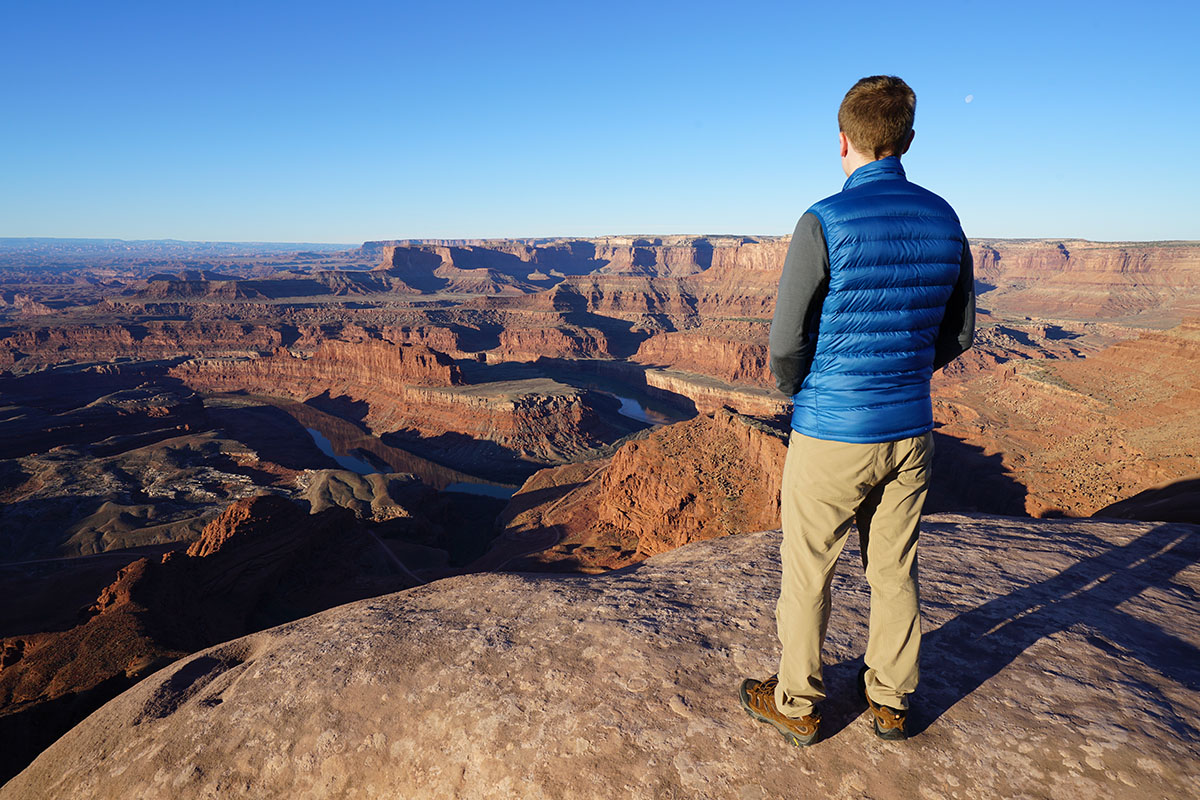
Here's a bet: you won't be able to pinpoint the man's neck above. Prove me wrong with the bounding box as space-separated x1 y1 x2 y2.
842 152 894 178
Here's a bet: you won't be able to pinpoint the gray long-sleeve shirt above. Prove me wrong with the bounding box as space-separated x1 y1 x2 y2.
768 212 976 397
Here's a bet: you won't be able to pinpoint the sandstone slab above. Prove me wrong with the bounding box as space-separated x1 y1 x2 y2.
4 514 1199 799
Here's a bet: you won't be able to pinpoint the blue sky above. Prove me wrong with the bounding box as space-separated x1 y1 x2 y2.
2 1 1197 243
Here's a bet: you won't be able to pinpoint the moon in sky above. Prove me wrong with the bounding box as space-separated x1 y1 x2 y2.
965 94 974 103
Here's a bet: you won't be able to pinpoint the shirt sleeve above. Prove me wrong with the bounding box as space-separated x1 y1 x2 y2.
769 212 830 396
933 238 976 370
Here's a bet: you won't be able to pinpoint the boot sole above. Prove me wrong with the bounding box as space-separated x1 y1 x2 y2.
738 681 819 747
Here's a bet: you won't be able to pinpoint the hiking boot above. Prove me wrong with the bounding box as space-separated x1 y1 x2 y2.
738 675 820 747
857 665 907 740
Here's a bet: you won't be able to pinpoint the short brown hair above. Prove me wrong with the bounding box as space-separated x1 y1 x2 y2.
838 76 916 160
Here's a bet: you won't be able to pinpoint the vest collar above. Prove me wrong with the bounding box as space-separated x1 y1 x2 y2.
842 156 906 191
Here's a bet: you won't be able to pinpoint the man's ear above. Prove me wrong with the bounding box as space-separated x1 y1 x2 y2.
901 129 915 155
839 131 849 158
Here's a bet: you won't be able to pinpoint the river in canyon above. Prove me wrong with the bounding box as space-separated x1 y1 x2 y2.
601 392 677 426
299 389 671 499
304 428 384 475
303 425 517 499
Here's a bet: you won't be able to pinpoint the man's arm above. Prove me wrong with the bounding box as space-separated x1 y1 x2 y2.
932 238 976 370
769 212 830 396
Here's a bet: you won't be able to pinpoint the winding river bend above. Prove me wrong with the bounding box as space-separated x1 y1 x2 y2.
299 390 672 499
302 425 518 499
603 392 676 426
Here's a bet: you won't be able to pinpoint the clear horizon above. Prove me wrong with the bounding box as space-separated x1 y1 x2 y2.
3 1 1197 243
6 232 1200 249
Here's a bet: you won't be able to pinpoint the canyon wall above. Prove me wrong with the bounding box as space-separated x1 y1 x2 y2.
0 322 288 372
642 369 788 418
632 324 772 386
972 239 1200 321
171 339 463 393
170 341 628 465
370 235 1200 323
497 410 788 571
491 325 613 362
377 235 790 279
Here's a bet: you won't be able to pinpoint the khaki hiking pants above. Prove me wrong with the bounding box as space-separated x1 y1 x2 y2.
774 430 933 717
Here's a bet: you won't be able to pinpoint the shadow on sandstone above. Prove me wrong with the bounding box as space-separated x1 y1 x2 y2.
926 428 1028 516
0 368 202 460
531 357 702 416
203 402 344 472
304 391 372 426
0 362 159 414
908 522 1200 736
380 429 550 485
0 494 206 563
450 320 504 352
0 671 138 787
1096 476 1200 526
758 522 1200 741
0 495 424 784
560 310 653 359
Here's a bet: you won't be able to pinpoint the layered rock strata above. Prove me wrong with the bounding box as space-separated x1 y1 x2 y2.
374 236 1200 323
171 341 633 467
642 369 788 418
0 322 289 373
170 339 462 392
972 239 1200 322
377 235 790 281
494 410 788 571
632 324 772 386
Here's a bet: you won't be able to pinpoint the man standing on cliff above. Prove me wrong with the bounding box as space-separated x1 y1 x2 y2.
739 75 975 745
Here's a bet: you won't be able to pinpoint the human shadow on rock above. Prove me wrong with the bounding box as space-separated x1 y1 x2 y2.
911 522 1200 737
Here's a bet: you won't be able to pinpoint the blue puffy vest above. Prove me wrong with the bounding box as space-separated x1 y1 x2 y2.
790 157 965 443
